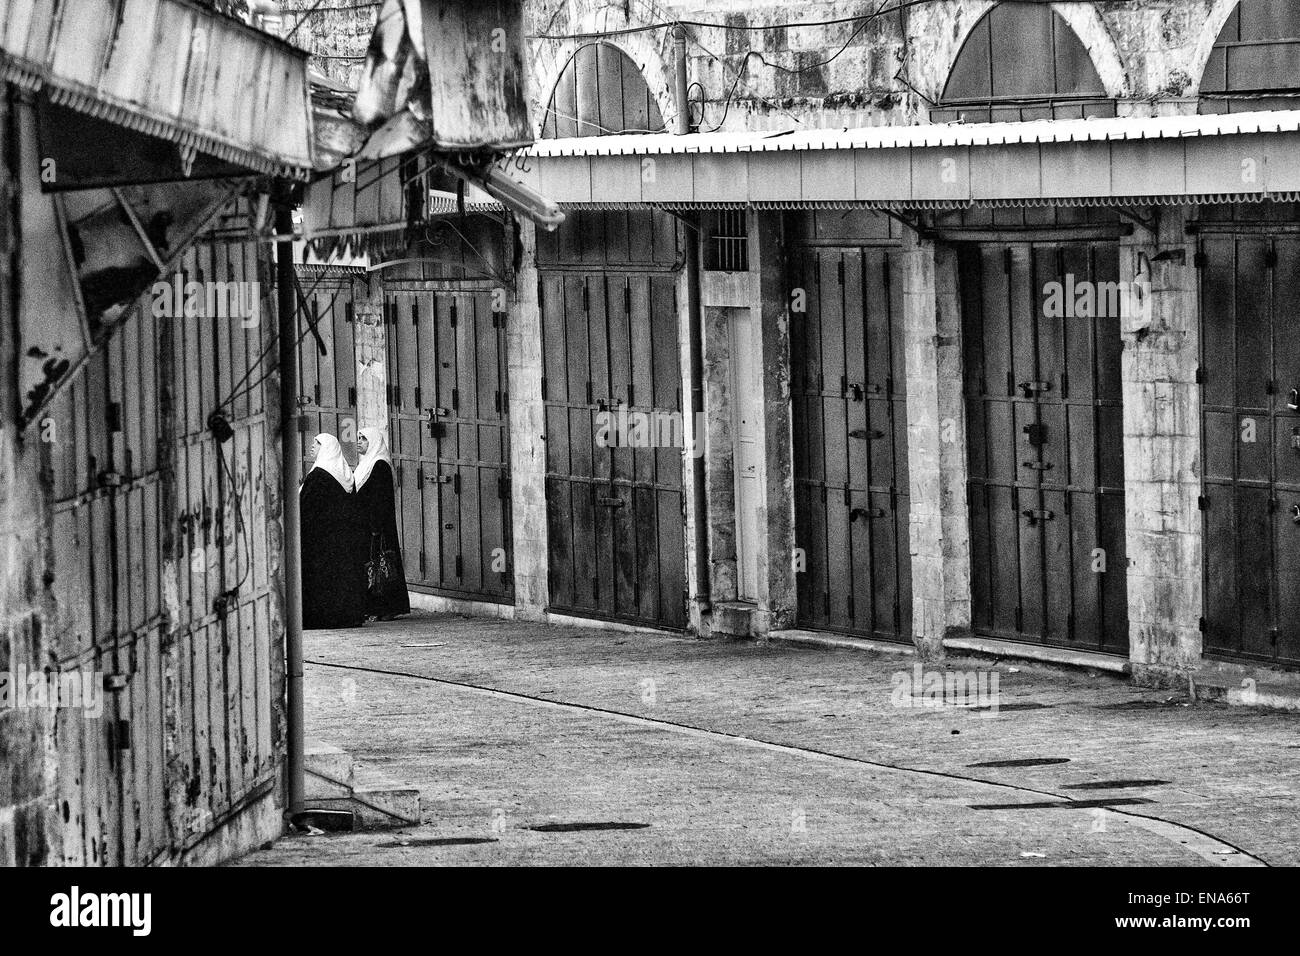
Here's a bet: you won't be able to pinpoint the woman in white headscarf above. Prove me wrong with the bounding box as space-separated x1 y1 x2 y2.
353 427 409 619
300 433 367 629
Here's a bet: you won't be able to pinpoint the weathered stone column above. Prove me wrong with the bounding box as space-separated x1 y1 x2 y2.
752 211 797 633
1119 207 1203 685
901 226 970 658
506 220 549 620
353 275 387 433
699 272 742 607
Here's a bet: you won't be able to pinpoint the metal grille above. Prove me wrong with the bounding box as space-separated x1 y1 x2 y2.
704 210 750 272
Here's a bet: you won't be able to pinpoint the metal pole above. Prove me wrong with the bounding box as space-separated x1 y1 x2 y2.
275 204 305 818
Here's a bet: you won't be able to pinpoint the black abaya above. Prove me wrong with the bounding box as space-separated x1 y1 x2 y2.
354 460 410 617
300 469 368 629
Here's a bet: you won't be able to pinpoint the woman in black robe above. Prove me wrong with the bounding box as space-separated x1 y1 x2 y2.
353 427 410 620
300 433 367 629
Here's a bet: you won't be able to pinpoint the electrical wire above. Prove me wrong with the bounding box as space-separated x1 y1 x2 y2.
528 0 932 41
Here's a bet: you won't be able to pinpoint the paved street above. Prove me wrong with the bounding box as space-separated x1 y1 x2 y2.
235 611 1300 867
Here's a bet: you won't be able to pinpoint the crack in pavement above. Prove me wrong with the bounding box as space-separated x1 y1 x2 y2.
306 658 1268 867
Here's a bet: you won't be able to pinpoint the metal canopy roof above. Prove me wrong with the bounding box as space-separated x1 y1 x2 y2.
0 0 314 179
515 110 1300 208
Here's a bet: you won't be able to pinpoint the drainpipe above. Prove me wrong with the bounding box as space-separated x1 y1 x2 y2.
675 24 711 614
275 203 305 819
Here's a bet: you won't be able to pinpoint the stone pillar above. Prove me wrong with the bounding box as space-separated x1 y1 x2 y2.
1119 207 1203 685
506 221 549 620
901 226 970 658
752 211 797 632
353 274 387 433
699 272 743 606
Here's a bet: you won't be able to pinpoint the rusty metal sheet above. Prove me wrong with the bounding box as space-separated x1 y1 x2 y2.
0 0 313 177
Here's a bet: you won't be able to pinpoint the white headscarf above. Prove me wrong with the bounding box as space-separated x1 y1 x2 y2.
309 433 354 491
353 426 392 491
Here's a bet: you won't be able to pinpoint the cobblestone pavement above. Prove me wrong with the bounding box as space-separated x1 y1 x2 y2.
235 612 1300 866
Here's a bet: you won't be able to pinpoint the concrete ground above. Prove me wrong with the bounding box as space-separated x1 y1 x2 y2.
235 611 1300 866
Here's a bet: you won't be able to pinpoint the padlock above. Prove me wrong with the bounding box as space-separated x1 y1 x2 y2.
1289 387 1299 412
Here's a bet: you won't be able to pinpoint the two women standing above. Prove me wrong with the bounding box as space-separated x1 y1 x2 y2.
299 428 409 630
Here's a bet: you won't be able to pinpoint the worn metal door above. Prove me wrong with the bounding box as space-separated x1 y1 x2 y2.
296 267 361 472
791 244 911 641
1199 231 1300 665
166 238 280 854
385 283 514 602
47 280 169 866
961 241 1128 653
538 212 686 629
45 232 280 865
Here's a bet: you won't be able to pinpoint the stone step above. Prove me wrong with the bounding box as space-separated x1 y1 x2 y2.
1189 673 1300 711
712 601 757 638
303 743 421 829
304 740 354 801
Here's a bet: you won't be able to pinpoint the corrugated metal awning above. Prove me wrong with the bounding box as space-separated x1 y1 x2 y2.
0 0 314 179
514 110 1300 207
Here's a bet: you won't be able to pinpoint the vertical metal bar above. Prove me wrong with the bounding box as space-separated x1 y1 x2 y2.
275 205 305 818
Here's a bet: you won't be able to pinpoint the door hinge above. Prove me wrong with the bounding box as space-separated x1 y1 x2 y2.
455 554 463 579
449 300 458 327
1194 250 1208 269
1198 495 1210 511
498 475 511 500
1195 366 1204 385
1015 605 1024 631
345 302 354 324
419 550 427 576
347 386 357 407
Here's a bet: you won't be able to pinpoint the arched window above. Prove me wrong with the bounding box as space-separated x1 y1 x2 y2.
934 2 1113 123
1200 0 1300 112
541 43 665 138
536 42 678 267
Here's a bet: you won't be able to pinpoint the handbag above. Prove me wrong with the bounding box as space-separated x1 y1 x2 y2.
366 533 399 598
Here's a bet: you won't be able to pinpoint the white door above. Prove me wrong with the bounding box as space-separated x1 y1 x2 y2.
731 309 763 602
